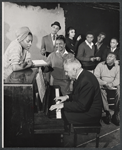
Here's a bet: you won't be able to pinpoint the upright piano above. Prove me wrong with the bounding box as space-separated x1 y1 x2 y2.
4 67 65 147
4 68 38 147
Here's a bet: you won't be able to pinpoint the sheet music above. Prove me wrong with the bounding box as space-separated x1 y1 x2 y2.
32 60 48 66
36 67 46 102
55 88 62 119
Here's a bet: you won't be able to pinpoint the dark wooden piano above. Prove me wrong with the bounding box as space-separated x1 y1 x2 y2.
4 68 65 147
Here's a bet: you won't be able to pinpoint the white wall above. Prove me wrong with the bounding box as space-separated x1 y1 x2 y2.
3 2 65 60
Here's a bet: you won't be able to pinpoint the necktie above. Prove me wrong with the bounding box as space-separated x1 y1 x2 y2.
53 34 55 40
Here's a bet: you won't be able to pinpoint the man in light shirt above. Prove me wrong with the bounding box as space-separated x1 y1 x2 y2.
94 53 120 126
40 21 61 57
76 32 100 70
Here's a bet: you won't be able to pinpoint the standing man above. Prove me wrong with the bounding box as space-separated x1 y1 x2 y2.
95 32 107 62
102 38 119 61
76 32 100 71
50 58 102 124
94 53 120 126
41 21 61 57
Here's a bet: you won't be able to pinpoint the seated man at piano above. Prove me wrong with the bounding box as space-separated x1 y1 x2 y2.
50 58 103 125
4 26 34 79
46 35 74 96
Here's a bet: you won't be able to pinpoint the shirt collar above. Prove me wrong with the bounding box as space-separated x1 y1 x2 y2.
76 68 83 80
51 33 57 37
56 49 68 56
105 61 115 70
85 40 94 49
111 47 117 52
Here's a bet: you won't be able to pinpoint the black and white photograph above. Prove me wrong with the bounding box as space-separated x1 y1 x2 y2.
2 1 120 148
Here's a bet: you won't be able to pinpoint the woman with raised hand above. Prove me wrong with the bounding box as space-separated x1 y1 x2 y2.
65 26 81 55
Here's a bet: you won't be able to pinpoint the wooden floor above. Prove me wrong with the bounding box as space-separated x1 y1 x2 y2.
33 110 120 148
63 120 120 148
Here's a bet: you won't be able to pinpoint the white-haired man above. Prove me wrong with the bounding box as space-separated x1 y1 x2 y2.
50 58 102 124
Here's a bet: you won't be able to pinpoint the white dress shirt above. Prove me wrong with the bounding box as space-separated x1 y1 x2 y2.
85 40 94 49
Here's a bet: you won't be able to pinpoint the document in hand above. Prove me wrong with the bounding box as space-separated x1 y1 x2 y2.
32 60 48 66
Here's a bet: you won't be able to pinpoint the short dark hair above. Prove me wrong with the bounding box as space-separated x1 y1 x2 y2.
86 31 94 37
66 26 76 37
111 37 118 43
56 35 66 43
107 52 117 58
99 32 106 37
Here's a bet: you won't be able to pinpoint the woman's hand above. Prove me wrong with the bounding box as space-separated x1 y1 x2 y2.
41 48 46 55
27 60 33 66
77 35 82 41
22 61 28 68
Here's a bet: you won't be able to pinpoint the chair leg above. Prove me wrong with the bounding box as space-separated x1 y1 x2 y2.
96 133 99 148
74 132 77 147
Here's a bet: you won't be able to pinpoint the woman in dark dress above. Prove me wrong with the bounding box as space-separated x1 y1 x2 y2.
65 26 81 55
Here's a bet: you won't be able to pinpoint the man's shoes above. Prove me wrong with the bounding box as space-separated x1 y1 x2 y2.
111 113 120 126
105 111 111 124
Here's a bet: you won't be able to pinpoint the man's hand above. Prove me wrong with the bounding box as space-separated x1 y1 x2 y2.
104 82 113 89
107 83 113 88
90 57 95 62
54 95 68 103
95 57 101 61
49 103 64 111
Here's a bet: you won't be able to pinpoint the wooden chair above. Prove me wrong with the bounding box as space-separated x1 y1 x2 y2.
105 88 117 110
71 122 101 147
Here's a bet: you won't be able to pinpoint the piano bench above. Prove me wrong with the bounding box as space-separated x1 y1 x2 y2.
71 122 101 147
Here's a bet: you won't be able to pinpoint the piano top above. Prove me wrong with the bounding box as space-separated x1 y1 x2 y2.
4 68 38 84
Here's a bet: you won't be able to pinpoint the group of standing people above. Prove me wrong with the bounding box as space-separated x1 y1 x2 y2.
4 21 120 127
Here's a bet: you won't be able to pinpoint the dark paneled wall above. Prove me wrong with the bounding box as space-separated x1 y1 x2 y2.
62 3 119 45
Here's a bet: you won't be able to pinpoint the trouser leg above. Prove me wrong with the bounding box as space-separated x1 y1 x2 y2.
100 86 109 112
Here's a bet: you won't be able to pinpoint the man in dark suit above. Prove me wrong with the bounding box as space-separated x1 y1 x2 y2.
94 32 107 62
102 38 119 61
50 58 102 124
40 21 61 57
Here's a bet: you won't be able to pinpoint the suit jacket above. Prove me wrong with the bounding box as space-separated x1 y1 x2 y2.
102 47 120 61
94 43 107 61
63 70 102 124
41 34 55 53
76 41 96 70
